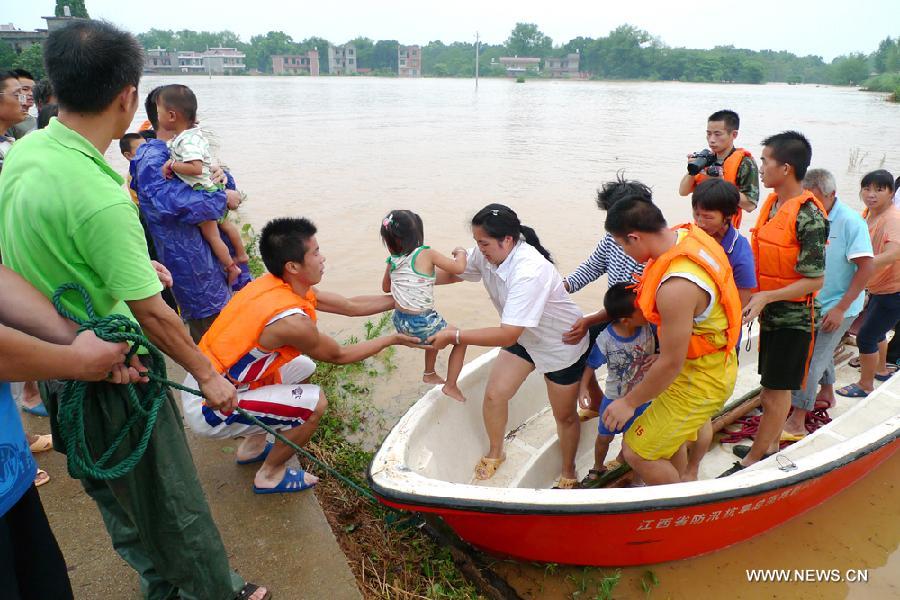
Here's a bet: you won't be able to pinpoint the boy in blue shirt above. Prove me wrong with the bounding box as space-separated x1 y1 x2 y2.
692 178 757 305
579 283 657 487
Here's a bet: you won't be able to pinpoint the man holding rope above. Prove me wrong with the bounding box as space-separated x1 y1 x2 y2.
0 21 269 600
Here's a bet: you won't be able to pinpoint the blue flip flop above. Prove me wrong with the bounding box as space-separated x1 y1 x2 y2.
875 366 898 381
22 402 49 417
253 468 317 495
836 383 869 398
235 442 273 465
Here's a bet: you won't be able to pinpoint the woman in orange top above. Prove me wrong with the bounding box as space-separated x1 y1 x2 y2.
838 170 900 397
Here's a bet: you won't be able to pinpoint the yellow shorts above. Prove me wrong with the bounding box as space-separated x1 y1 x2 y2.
625 350 737 461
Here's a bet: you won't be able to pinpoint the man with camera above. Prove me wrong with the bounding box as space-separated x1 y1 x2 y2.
678 109 760 228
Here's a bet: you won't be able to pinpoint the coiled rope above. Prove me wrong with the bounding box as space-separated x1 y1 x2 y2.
52 283 382 506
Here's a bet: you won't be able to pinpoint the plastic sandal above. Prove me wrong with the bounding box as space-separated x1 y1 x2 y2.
236 442 273 465
234 583 272 600
580 468 607 487
252 468 316 495
29 434 53 453
577 408 599 422
34 469 50 487
717 461 746 478
553 477 580 489
22 402 49 417
474 455 505 480
779 431 807 442
836 383 870 398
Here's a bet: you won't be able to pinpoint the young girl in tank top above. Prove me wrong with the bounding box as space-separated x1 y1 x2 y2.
381 210 469 402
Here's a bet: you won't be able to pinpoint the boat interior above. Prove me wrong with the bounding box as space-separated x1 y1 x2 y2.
392 334 900 490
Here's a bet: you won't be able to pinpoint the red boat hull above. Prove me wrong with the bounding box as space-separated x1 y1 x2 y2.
377 439 898 566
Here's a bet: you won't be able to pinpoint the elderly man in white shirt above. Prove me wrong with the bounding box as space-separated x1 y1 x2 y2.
428 204 590 488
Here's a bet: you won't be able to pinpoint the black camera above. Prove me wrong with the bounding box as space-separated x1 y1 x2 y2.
687 149 718 176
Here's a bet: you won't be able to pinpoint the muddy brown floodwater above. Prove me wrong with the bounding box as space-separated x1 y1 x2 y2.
106 75 900 597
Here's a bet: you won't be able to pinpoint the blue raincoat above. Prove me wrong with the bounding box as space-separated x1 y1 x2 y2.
131 139 247 320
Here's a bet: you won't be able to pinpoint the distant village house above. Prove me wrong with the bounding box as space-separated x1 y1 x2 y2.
498 56 541 77
143 47 246 75
398 45 421 77
272 51 320 76
545 53 581 78
328 44 357 75
0 13 89 55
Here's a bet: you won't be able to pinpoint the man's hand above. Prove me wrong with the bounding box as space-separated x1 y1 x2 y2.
562 317 589 345
602 398 635 433
395 333 428 348
161 159 174 180
198 373 238 414
225 189 242 210
426 329 454 350
821 307 846 333
151 260 173 288
211 165 228 186
742 291 771 324
69 331 131 381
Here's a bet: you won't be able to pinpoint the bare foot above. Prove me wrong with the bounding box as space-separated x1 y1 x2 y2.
235 434 268 462
423 372 445 385
442 383 467 402
21 381 41 409
254 464 319 489
681 470 699 482
815 392 836 409
235 251 250 264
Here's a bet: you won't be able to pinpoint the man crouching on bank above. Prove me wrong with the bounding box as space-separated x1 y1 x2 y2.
182 217 419 494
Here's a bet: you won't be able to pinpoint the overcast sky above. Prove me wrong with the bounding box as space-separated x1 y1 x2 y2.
6 1 897 61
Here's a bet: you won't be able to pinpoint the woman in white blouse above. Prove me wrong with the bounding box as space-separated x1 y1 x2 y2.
428 204 590 488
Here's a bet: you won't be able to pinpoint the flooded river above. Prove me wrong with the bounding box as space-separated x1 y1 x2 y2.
109 75 899 597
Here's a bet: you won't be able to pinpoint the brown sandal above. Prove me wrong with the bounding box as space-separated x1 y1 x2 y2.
474 455 506 480
553 476 580 489
577 408 599 422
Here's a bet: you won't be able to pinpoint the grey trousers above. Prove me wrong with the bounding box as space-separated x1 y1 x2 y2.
790 315 855 411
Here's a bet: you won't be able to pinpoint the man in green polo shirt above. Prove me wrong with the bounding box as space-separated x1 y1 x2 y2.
0 21 269 600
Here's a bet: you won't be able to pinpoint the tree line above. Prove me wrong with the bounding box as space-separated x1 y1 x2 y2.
3 21 897 88
133 22 894 86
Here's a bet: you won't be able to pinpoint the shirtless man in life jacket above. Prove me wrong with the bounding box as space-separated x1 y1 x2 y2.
181 217 420 494
601 196 742 485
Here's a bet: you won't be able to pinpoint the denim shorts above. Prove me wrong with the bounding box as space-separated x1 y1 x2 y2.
392 309 447 342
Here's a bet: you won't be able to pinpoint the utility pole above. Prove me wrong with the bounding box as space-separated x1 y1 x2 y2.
475 31 480 90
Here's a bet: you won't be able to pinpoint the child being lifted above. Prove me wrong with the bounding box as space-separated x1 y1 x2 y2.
156 84 248 285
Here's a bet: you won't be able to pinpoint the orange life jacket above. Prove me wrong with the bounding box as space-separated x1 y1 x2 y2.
751 190 827 303
199 273 317 388
694 147 752 229
635 224 743 359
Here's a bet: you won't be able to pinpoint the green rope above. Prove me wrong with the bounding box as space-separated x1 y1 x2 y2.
52 283 384 507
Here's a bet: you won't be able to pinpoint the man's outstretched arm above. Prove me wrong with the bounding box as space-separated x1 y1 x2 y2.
259 314 419 365
314 289 395 317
